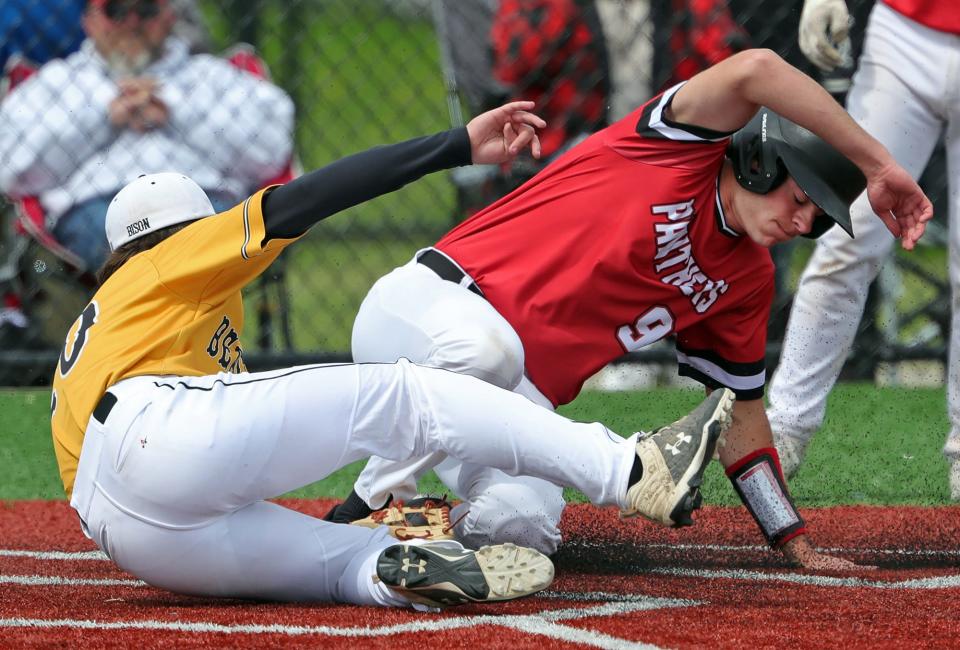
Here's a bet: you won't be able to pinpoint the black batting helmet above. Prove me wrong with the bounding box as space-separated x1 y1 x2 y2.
728 108 866 239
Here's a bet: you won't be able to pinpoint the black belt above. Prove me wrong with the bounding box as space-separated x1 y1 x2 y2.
92 391 118 425
416 249 483 297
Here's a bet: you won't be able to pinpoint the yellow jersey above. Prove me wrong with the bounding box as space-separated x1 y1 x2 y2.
51 189 297 497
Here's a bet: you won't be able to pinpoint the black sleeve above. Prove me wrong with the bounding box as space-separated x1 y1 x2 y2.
262 127 472 240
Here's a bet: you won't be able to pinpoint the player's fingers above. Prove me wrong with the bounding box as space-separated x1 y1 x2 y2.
497 100 536 117
494 101 534 121
503 122 517 148
510 110 547 130
508 123 538 152
896 193 932 230
531 132 542 159
509 126 535 155
876 209 902 240
902 198 934 249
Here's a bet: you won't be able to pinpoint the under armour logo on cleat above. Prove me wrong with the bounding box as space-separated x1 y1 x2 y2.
665 433 692 455
401 558 427 574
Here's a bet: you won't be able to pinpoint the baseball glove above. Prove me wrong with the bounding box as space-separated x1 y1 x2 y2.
351 495 459 541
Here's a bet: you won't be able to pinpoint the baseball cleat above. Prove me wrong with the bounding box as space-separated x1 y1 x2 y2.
622 388 735 526
774 431 809 480
376 541 554 608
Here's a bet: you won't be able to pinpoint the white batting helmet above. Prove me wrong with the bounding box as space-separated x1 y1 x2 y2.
105 172 216 251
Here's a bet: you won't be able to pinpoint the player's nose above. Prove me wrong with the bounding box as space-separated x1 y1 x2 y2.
792 205 817 235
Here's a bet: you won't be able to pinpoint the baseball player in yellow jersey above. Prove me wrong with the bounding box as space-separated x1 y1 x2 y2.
52 100 736 607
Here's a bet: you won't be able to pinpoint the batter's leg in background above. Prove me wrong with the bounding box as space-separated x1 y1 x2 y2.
944 92 960 497
70 360 636 602
767 3 948 475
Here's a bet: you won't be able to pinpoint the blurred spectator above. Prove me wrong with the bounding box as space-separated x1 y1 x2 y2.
168 0 211 54
491 0 610 160
0 0 86 73
490 0 746 168
437 0 746 219
1 0 210 80
0 0 295 274
594 0 653 121
434 0 508 116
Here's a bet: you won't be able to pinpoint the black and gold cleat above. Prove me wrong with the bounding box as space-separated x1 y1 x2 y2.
622 388 735 527
375 541 554 608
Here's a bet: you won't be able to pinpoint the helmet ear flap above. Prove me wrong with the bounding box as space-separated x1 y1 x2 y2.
727 108 788 194
728 113 788 195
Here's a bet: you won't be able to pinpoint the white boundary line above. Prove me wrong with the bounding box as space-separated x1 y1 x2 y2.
566 541 960 557
647 567 960 589
0 575 145 587
0 550 107 561
5 566 959 591
0 597 692 649
5 542 960 562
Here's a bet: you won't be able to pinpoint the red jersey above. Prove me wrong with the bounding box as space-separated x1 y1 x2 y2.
883 0 960 34
437 84 774 406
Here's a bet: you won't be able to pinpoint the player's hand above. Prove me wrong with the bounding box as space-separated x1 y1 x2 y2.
466 100 546 165
781 536 876 571
865 162 934 250
799 0 852 71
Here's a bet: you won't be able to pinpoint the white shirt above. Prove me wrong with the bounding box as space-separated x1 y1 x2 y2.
0 37 295 223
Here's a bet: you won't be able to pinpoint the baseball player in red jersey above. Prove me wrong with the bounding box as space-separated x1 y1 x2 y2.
339 48 933 570
54 100 739 607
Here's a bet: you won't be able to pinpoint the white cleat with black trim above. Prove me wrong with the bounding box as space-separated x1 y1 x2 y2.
773 431 809 480
376 541 554 608
622 388 735 527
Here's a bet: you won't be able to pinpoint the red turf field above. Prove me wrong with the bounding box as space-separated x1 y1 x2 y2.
2 499 958 648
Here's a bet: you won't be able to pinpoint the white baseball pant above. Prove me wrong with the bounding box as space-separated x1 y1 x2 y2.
352 252 577 554
69 360 635 603
768 3 960 462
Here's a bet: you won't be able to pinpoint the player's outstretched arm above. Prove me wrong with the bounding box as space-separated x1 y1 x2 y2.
666 49 932 249
261 101 544 240
718 398 873 570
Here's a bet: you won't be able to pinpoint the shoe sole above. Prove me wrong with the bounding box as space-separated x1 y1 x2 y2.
376 542 554 608
668 388 735 527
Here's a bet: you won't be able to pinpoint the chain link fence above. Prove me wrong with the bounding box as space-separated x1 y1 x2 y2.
0 0 950 387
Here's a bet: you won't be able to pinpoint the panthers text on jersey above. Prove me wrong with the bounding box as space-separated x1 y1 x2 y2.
438 84 774 406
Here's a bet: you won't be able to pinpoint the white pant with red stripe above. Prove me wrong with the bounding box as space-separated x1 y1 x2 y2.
70 360 635 603
768 3 960 466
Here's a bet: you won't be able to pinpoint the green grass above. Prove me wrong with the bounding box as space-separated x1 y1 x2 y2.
2 384 953 506
0 390 61 500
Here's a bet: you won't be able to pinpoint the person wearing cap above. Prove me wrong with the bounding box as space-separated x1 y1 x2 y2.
0 0 293 274
330 48 933 570
52 101 747 606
